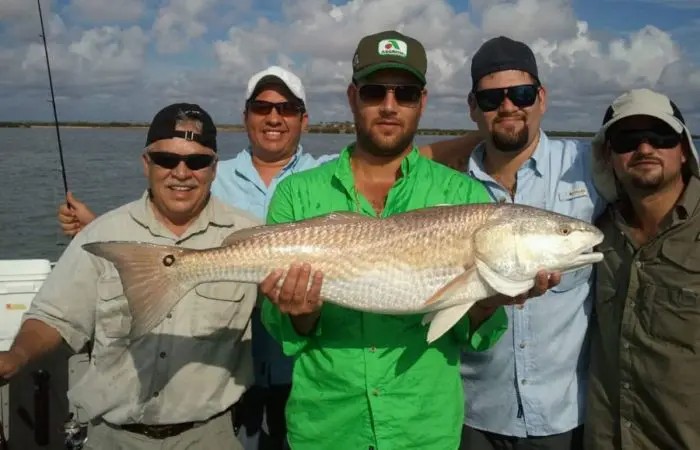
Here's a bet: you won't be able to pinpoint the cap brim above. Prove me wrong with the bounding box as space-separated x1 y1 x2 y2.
601 111 684 137
354 62 426 84
247 75 304 103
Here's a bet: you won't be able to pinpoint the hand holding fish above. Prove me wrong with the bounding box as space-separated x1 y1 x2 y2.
479 269 562 308
260 263 325 335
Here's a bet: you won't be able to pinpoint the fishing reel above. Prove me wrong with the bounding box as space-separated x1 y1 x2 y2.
63 414 87 450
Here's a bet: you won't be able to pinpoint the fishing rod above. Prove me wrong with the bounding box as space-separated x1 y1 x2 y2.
37 0 69 198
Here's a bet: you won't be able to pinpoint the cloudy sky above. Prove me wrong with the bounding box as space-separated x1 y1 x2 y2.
1 0 699 132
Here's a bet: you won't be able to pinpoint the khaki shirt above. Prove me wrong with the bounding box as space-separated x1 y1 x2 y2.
586 176 700 450
24 191 260 425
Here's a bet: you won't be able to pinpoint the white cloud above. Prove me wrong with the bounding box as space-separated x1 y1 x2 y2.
67 0 145 23
0 0 699 131
153 0 217 54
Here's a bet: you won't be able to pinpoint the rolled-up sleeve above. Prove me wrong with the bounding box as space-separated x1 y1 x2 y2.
451 306 508 352
22 232 98 352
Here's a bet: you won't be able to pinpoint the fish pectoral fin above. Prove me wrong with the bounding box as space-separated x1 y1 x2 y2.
423 265 478 306
474 259 534 297
425 303 474 344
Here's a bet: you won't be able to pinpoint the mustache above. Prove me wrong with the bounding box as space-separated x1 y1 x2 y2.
629 156 662 166
494 113 526 123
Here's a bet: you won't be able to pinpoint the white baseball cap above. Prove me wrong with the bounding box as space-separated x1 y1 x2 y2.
245 65 306 105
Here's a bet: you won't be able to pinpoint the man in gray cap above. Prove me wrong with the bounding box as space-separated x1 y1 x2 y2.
459 36 606 450
587 88 700 450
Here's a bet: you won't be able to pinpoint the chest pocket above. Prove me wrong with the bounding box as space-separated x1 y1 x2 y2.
190 282 252 339
554 183 595 221
650 239 700 349
96 278 132 339
551 265 593 293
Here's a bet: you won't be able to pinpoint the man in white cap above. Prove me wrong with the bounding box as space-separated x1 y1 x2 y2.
587 88 700 449
56 65 472 450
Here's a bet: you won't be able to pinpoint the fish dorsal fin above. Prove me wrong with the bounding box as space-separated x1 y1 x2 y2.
221 211 370 247
474 259 534 297
424 265 478 306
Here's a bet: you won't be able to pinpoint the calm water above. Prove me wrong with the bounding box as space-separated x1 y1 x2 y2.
0 128 453 261
3 128 698 261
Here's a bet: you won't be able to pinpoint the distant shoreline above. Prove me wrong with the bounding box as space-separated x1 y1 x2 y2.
0 121 603 138
5 122 700 139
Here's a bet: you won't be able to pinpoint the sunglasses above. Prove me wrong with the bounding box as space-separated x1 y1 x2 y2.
608 129 682 154
247 100 305 116
146 152 216 170
472 84 539 112
357 84 423 106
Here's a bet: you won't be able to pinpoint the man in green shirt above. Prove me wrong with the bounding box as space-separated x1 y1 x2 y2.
258 30 557 450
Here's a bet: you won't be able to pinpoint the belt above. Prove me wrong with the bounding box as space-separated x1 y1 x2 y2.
114 406 233 440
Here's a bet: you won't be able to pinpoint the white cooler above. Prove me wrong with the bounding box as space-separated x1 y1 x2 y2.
0 259 52 442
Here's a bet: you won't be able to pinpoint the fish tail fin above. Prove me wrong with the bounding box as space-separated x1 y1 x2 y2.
82 241 196 339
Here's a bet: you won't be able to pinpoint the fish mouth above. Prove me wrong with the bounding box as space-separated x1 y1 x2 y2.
560 232 605 272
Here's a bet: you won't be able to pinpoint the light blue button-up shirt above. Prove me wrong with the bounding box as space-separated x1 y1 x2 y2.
461 132 607 437
211 145 336 386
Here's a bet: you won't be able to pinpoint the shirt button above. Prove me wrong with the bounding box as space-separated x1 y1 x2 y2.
521 379 528 385
519 342 526 349
159 352 167 358
623 342 630 350
635 261 642 268
372 389 380 396
369 345 376 352
623 382 630 389
166 313 172 319
624 420 632 428
153 391 159 398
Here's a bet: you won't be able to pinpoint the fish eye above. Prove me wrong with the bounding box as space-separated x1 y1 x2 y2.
559 226 572 236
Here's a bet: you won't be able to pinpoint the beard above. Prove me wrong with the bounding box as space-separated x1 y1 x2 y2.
491 116 530 153
620 160 667 191
355 117 416 158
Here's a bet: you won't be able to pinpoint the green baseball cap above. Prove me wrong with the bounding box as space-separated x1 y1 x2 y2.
352 30 427 85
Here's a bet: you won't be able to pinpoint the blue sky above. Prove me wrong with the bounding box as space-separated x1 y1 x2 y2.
1 0 699 131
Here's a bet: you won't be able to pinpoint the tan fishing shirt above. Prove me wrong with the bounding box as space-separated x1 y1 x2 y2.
23 191 260 425
586 176 700 449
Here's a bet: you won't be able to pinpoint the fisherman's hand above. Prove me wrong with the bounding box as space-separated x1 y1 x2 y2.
58 191 97 237
477 270 562 309
261 263 323 336
0 348 30 382
261 263 324 315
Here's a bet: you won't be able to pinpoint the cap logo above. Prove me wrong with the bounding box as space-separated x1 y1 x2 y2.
378 39 407 58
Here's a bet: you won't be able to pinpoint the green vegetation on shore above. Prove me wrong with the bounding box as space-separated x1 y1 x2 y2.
0 120 599 137
3 121 698 139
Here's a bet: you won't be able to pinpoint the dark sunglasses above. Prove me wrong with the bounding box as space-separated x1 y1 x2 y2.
146 151 216 170
247 100 305 116
608 129 682 154
473 84 539 112
357 84 423 106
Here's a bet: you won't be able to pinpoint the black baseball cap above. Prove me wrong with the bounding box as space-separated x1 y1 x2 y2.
145 103 217 152
352 30 427 85
471 36 539 91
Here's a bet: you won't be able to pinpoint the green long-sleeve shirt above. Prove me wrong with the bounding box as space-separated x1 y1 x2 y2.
262 145 508 450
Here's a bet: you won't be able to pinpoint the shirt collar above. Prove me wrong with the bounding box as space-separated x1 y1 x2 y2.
128 190 239 240
468 129 547 180
612 176 700 232
332 143 421 193
236 144 304 177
